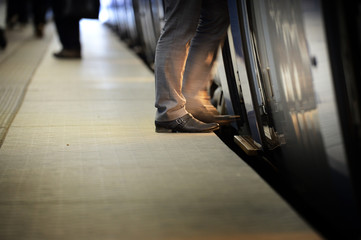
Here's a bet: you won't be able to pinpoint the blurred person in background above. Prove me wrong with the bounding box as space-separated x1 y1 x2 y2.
6 0 49 38
51 0 100 59
0 0 7 49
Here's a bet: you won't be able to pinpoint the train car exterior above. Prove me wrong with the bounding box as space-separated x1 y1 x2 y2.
223 0 361 237
100 0 361 238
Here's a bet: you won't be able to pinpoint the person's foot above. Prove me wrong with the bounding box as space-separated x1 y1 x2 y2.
155 113 219 133
187 104 240 125
53 49 81 59
192 111 240 125
35 23 45 38
0 28 7 50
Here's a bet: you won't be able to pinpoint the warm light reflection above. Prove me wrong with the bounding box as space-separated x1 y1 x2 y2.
290 112 301 140
280 63 292 102
290 109 319 146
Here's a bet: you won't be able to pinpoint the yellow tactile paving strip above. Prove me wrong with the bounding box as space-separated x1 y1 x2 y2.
0 20 321 240
0 24 53 146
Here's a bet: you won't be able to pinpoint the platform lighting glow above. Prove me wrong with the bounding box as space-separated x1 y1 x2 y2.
100 0 112 6
99 0 112 23
99 8 109 23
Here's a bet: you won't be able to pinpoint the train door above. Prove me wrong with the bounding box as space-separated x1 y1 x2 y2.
222 0 361 236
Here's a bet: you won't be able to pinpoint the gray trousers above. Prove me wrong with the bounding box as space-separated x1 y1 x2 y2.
154 0 229 121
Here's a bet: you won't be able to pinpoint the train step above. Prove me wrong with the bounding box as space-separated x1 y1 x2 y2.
234 135 261 156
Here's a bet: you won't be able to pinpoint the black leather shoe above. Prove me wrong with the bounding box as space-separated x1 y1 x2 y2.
155 113 219 133
53 49 81 59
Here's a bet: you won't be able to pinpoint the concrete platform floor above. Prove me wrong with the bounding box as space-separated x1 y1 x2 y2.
0 20 322 240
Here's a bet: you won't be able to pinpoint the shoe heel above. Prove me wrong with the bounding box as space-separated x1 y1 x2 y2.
155 126 174 133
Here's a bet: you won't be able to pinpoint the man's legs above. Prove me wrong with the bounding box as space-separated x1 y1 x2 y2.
52 0 81 51
182 0 229 115
54 16 81 50
154 0 202 122
0 0 7 49
32 0 48 37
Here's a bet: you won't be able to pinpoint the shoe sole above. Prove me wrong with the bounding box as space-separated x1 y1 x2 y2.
155 126 220 133
155 127 176 133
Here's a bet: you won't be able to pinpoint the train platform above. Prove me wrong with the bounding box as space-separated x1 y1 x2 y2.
0 20 322 240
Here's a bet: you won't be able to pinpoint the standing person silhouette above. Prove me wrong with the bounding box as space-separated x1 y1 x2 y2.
51 0 82 59
0 0 7 49
154 0 232 133
6 0 48 38
51 0 99 59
